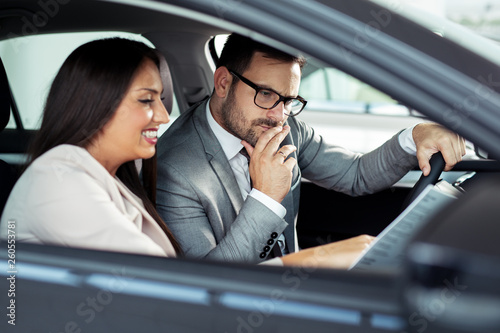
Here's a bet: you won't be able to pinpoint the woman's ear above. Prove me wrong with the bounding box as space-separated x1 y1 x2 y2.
213 66 233 98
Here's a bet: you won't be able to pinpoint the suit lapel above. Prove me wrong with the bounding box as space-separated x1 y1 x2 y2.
192 102 245 215
281 126 301 253
209 156 245 213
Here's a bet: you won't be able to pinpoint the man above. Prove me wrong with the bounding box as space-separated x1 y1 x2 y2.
156 34 465 265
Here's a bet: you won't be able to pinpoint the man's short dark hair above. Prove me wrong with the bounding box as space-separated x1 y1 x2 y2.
217 33 306 74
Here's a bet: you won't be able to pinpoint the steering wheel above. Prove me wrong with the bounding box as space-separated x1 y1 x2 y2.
400 152 446 211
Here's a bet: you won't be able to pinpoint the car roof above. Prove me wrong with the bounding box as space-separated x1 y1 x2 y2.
0 0 227 36
2 0 500 158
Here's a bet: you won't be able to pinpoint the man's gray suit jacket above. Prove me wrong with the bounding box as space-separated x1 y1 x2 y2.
156 100 417 263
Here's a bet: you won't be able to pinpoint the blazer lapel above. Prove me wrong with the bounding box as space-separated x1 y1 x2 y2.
280 126 301 253
62 145 177 256
112 177 177 256
192 102 244 215
209 155 245 213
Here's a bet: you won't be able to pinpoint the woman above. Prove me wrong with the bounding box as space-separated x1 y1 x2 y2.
0 38 372 268
0 38 180 256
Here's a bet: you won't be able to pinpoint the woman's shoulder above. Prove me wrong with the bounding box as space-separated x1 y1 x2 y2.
6 145 116 213
35 144 93 165
11 145 115 202
31 144 108 179
0 145 94 230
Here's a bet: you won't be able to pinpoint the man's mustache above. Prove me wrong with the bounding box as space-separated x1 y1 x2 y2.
252 118 284 128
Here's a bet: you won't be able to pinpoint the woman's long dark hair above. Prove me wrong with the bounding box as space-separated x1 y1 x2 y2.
27 38 182 254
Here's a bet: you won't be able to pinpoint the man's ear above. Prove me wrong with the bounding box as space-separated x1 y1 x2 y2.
213 66 233 98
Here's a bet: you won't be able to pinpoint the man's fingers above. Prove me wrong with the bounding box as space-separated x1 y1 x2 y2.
283 156 297 170
416 150 432 176
459 137 466 158
416 133 466 175
241 140 254 157
252 125 284 154
260 125 291 157
413 123 467 175
446 135 464 164
275 144 296 159
441 135 466 171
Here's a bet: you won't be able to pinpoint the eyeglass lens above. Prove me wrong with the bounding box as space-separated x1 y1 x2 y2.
255 89 304 114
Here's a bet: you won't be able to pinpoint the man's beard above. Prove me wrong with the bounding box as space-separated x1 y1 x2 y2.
219 85 282 147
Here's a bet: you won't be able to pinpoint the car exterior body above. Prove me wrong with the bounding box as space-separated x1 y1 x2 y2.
0 1 500 332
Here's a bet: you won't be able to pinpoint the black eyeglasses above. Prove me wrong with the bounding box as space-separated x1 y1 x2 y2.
229 70 307 117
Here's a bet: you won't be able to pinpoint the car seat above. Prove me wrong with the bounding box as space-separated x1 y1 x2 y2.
0 56 19 217
155 49 174 115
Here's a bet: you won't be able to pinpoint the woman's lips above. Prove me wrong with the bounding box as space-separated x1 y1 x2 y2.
142 129 158 144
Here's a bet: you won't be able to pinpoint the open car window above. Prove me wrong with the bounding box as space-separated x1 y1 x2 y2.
1 2 500 332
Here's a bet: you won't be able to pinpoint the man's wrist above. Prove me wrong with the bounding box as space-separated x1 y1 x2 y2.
248 189 286 218
398 124 418 155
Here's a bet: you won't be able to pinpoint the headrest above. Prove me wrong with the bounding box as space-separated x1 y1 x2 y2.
154 50 174 114
0 57 10 131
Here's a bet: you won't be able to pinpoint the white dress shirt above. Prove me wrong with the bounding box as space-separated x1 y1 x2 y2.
206 103 288 255
205 102 287 216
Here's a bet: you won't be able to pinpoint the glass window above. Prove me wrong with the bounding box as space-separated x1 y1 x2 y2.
210 34 413 117
0 31 179 131
370 0 500 66
300 66 412 116
208 34 425 153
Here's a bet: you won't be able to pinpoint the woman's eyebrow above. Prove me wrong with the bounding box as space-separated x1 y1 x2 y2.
135 87 161 94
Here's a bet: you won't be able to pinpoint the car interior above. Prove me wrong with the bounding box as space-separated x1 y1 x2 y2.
0 57 18 214
1 0 498 246
1 1 500 332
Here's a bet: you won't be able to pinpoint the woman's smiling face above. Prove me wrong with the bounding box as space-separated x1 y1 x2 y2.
87 58 169 175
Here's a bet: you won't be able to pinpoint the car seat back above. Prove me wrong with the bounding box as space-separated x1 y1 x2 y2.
155 49 174 115
0 56 18 217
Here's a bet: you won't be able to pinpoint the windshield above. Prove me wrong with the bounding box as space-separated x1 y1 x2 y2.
370 0 500 67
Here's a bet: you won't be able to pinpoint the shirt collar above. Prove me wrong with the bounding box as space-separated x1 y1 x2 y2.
206 99 244 161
